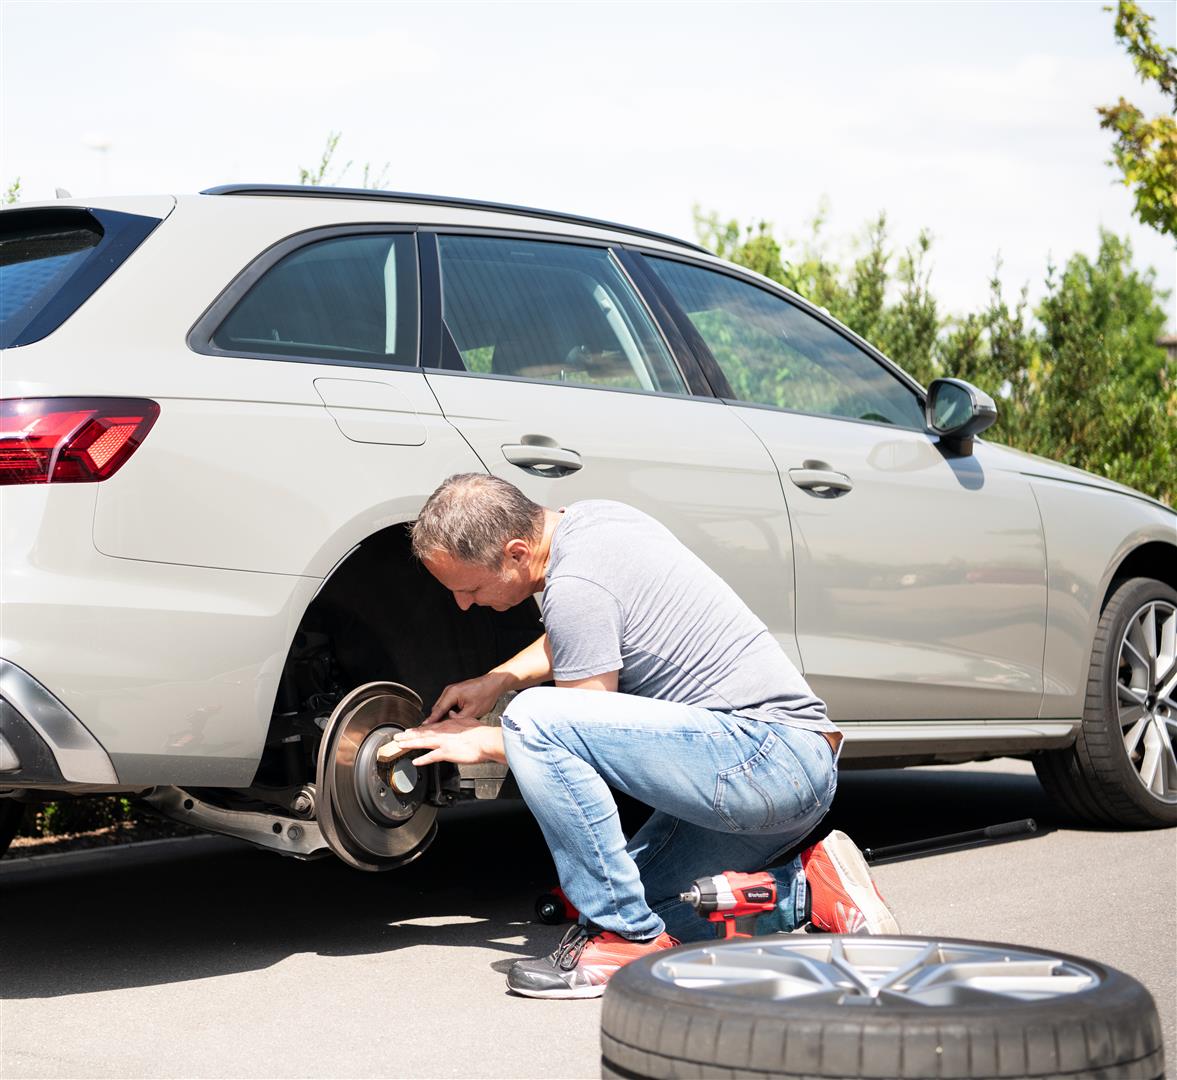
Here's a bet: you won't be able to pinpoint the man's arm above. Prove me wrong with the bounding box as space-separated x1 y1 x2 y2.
424 633 553 724
493 633 555 692
393 649 621 771
394 663 620 767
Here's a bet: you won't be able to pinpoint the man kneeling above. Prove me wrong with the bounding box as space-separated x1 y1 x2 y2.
393 474 899 999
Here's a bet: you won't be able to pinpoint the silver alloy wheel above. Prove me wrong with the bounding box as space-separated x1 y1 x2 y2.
605 935 1165 1079
650 937 1100 1006
1116 599 1177 803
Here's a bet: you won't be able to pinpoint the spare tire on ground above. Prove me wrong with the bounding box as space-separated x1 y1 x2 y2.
600 935 1164 1080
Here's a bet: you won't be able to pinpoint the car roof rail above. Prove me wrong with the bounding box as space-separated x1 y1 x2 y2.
200 184 710 254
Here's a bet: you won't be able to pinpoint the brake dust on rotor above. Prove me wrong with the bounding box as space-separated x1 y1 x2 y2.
315 680 438 871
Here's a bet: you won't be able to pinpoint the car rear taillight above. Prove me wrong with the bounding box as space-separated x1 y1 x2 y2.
0 398 160 485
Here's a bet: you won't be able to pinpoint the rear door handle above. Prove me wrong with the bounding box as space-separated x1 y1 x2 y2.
788 467 853 496
501 443 583 477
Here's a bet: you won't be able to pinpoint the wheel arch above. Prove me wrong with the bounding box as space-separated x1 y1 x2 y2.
253 515 543 787
1101 538 1177 611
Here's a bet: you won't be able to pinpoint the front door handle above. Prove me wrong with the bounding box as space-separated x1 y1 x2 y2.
501 443 583 477
788 467 853 496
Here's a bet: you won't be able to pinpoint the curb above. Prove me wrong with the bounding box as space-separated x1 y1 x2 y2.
0 834 245 880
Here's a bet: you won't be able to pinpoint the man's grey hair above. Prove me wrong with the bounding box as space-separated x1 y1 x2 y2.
411 474 545 568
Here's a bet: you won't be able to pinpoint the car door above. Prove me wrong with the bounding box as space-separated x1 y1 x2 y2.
418 231 805 667
641 252 1048 722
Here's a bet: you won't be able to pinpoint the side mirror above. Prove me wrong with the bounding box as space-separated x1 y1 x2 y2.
925 378 997 456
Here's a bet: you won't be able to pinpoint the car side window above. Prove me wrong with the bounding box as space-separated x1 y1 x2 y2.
647 256 925 429
212 233 418 365
436 236 686 394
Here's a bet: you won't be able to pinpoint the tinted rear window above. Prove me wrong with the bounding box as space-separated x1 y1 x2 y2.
0 208 162 348
209 232 418 366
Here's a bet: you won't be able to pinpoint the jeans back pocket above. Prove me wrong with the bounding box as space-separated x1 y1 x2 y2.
713 730 823 832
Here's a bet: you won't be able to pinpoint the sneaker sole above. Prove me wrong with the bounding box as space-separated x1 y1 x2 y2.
506 981 606 1000
820 830 900 934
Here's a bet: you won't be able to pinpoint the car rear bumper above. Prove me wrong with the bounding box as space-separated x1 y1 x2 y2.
0 658 118 786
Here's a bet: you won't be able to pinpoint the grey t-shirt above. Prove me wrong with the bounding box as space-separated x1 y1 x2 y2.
541 500 833 732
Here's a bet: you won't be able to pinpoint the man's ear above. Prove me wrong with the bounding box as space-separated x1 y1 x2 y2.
503 538 530 564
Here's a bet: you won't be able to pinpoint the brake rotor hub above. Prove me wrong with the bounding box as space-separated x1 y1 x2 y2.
316 681 438 871
353 728 421 824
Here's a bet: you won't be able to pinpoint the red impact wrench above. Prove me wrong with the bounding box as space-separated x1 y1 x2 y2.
680 870 779 939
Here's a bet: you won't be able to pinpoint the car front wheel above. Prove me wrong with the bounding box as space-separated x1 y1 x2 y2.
1035 576 1177 828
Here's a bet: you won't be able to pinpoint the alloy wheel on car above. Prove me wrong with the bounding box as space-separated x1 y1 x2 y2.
1034 577 1177 827
1116 599 1177 803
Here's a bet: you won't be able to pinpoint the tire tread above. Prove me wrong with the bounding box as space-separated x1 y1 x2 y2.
601 936 1165 1079
1035 577 1176 829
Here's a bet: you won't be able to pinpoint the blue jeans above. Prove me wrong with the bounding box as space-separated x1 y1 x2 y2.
501 687 837 943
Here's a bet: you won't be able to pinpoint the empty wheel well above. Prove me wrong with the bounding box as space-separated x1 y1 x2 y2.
256 522 543 787
1102 541 1177 612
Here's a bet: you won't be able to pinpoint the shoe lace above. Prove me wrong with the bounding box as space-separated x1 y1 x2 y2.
550 924 595 971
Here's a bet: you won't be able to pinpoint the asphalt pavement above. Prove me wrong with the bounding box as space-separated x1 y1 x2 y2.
1 758 1174 1079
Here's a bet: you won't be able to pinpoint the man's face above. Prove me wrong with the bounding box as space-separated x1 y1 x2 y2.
423 547 533 612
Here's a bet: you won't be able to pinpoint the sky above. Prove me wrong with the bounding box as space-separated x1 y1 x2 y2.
2 0 1175 328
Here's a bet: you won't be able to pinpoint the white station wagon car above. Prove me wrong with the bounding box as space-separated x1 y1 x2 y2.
1 185 1174 867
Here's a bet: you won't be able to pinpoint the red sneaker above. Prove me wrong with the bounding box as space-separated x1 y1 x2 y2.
507 925 677 999
802 830 900 934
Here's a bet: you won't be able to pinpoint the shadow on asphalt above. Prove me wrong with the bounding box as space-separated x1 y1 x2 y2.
0 763 1079 999
822 761 1069 848
0 801 561 1000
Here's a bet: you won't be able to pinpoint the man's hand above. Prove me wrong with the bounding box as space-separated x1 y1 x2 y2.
424 671 514 725
391 717 506 766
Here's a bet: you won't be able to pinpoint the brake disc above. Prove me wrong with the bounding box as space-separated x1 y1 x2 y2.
316 680 438 871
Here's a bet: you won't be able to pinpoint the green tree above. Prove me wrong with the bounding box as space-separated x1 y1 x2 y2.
1097 1 1177 239
939 264 1040 450
694 206 941 385
696 208 1174 505
776 202 848 314
1033 231 1174 502
4 177 20 205
693 208 789 285
874 228 939 388
298 131 392 189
